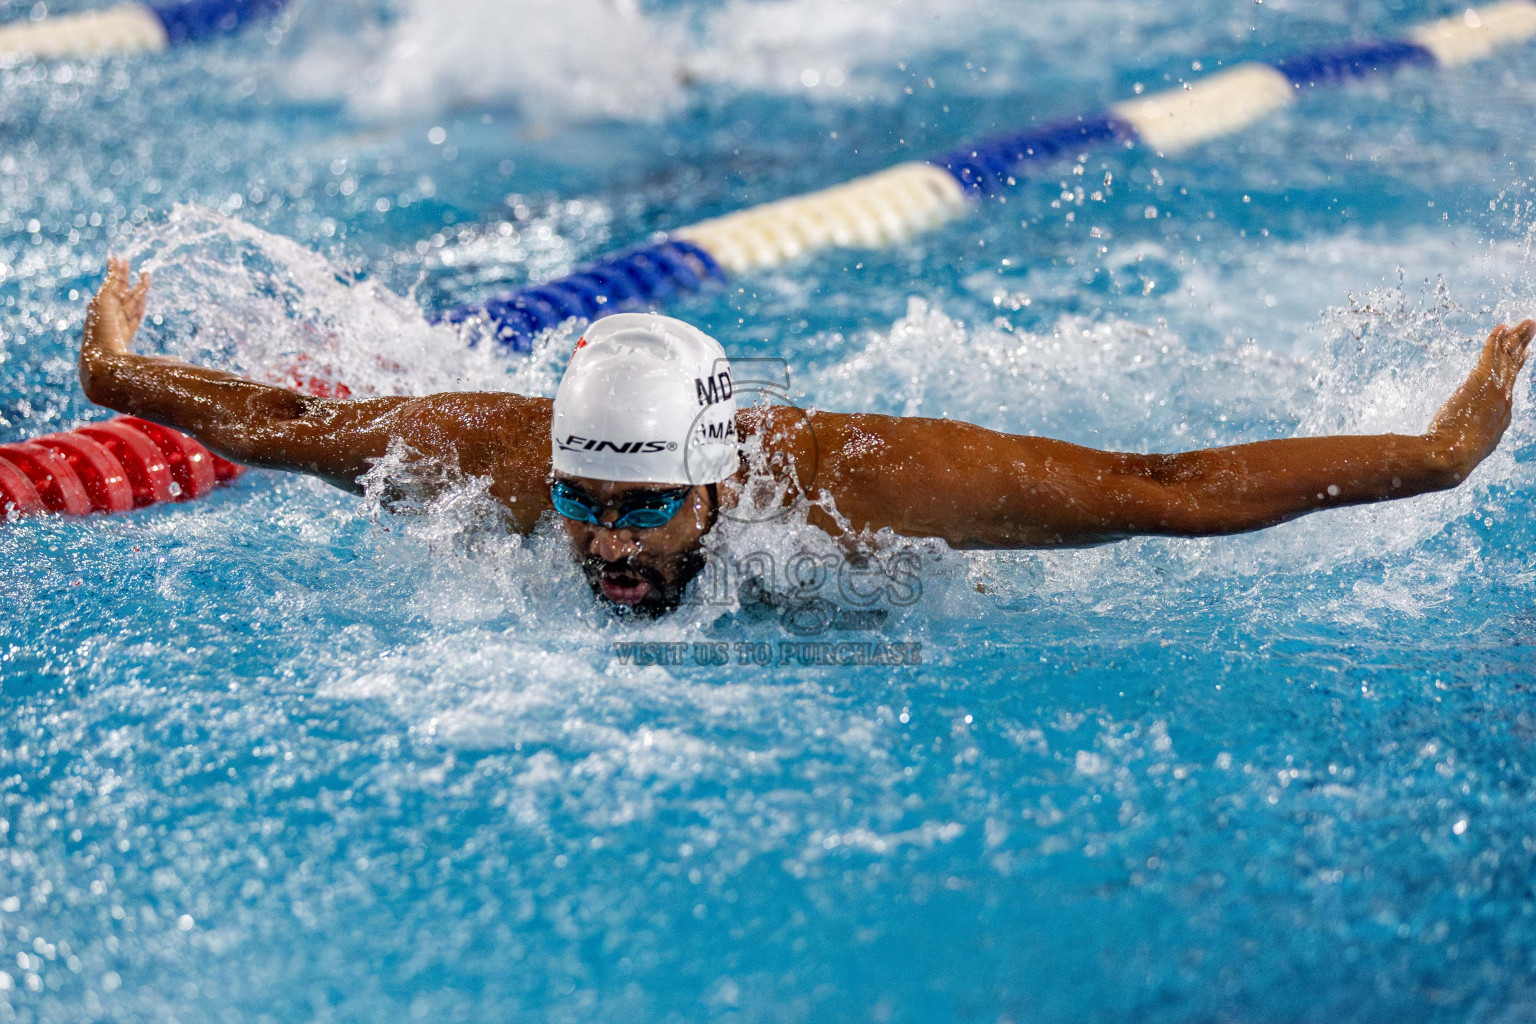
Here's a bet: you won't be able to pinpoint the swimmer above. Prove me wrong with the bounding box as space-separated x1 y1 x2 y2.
80 258 1532 615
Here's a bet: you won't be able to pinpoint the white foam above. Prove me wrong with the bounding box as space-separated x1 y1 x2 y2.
276 0 691 123
355 0 689 123
277 0 1186 123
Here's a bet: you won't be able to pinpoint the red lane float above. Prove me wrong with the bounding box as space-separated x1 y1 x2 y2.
0 442 95 515
32 432 135 513
74 419 178 507
1 365 355 520
119 416 218 500
0 456 44 515
0 417 244 519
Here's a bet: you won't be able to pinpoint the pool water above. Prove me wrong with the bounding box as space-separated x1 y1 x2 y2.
3 0 1536 1020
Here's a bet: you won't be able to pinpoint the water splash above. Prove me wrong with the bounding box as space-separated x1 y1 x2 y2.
118 204 572 400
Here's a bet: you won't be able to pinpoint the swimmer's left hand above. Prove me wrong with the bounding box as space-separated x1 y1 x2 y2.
1424 318 1535 482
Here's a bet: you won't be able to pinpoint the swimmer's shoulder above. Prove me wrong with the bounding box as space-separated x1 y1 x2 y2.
383 390 550 433
373 391 550 452
738 406 1026 493
394 389 550 415
736 406 908 490
383 391 554 528
738 405 900 463
737 403 819 467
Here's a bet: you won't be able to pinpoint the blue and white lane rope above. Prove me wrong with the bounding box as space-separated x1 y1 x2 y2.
0 0 287 60
446 0 1536 353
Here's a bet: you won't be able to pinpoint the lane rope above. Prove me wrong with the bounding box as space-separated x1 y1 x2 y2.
0 416 242 519
446 0 1536 351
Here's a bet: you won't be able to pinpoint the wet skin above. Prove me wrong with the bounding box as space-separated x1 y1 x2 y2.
80 259 1534 610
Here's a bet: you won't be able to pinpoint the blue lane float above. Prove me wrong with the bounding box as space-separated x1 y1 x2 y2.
1272 38 1437 88
0 0 288 60
447 0 1536 352
149 0 288 46
933 113 1137 199
438 241 725 349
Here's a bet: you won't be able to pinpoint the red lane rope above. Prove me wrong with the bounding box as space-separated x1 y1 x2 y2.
0 452 46 515
32 432 135 513
120 416 218 501
74 420 178 507
1 417 244 519
0 442 95 515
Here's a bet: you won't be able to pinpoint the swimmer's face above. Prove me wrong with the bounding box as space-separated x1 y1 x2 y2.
554 475 714 616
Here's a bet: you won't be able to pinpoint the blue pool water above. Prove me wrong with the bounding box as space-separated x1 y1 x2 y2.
4 0 1536 1020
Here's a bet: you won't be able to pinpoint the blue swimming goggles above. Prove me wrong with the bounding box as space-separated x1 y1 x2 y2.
550 479 692 530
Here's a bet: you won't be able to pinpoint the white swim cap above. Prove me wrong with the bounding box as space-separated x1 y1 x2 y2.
551 313 739 485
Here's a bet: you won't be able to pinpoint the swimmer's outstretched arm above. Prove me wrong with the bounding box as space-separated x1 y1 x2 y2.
803 320 1533 548
79 260 554 523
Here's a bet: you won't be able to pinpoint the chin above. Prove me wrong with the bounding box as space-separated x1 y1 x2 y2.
601 591 680 618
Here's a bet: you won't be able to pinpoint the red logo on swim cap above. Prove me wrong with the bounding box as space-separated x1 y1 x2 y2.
574 336 588 352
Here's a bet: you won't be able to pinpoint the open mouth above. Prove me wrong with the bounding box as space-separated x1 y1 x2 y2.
595 564 661 606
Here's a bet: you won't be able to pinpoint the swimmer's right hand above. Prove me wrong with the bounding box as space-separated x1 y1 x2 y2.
80 256 152 397
81 256 149 359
